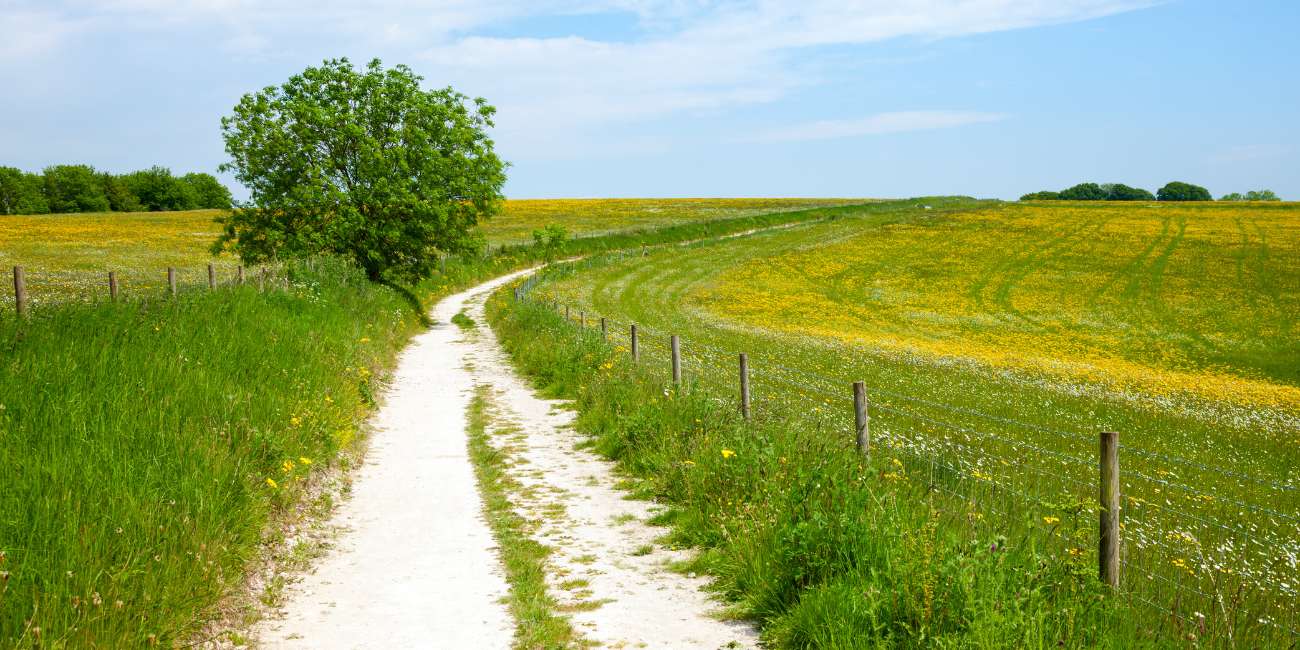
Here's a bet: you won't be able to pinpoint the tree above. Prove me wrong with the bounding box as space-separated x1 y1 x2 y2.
1102 183 1155 201
43 164 111 213
181 172 233 209
215 58 507 284
1245 189 1281 201
0 167 49 214
1058 182 1107 201
1220 192 1245 201
1157 181 1212 202
532 224 568 262
98 172 143 212
124 166 198 211
1019 191 1059 201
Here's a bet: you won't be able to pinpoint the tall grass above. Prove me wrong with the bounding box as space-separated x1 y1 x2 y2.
485 290 1172 648
0 202 861 648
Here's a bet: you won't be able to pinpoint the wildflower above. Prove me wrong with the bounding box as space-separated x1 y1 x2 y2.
289 416 302 427
324 395 334 404
359 337 371 343
266 478 278 489
683 460 695 467
1042 516 1060 525
720 449 735 459
1067 547 1084 557
282 460 295 473
299 457 312 465
891 458 903 468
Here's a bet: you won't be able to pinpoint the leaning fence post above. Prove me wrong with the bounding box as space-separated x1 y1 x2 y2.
1099 431 1121 588
109 272 119 302
237 265 244 284
671 335 681 383
12 266 27 318
167 267 177 297
739 353 751 420
853 381 869 456
631 324 639 361
259 268 267 291
207 263 216 290
600 317 607 341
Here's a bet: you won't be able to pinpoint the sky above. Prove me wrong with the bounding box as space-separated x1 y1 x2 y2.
1 0 1297 200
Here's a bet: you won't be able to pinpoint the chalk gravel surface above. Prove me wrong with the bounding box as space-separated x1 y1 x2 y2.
255 270 756 649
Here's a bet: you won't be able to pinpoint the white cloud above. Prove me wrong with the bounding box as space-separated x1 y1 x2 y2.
0 0 1156 160
746 110 1009 143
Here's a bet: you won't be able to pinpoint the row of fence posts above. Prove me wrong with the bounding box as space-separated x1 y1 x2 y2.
522 290 1124 590
9 264 273 318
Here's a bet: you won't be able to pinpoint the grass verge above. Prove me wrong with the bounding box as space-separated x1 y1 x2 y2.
466 386 582 649
485 288 1172 649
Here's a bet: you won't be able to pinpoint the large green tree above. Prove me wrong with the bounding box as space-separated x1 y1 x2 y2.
215 58 507 283
0 167 49 214
44 164 110 213
1157 181 1212 201
124 166 198 211
181 172 233 209
1058 182 1107 200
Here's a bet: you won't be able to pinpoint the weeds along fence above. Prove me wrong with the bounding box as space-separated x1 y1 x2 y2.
513 281 1299 646
2 262 296 319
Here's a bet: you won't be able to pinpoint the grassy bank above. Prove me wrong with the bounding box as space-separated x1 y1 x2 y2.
0 202 858 647
485 290 1164 648
0 258 421 646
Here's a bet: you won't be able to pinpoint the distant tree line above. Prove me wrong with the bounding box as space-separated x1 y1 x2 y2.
1021 181 1281 203
0 164 233 215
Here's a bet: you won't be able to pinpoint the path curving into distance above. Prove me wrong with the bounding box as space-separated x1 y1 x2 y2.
253 269 754 648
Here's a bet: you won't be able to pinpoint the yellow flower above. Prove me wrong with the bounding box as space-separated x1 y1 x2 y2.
1042 516 1060 525
282 460 295 473
683 460 695 467
265 478 278 489
721 449 735 459
359 337 371 343
289 416 302 427
1067 547 1084 557
299 457 312 465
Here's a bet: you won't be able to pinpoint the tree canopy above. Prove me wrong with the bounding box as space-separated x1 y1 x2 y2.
1221 190 1281 201
0 163 232 215
1021 182 1156 202
1157 181 1212 202
215 57 508 284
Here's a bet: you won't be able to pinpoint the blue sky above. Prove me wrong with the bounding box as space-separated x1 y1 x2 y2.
2 0 1297 200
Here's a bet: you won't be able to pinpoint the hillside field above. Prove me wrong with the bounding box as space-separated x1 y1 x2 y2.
528 198 1300 643
0 199 864 306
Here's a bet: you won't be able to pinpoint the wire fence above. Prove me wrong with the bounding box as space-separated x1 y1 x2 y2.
515 283 1300 644
2 262 297 318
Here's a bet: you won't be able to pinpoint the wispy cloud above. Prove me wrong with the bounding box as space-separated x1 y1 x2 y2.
745 110 1009 143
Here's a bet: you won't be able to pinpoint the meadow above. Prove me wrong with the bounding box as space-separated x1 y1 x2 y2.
0 199 865 306
522 198 1300 645
0 201 860 647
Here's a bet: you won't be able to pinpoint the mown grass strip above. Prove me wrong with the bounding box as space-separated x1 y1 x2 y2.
466 386 582 650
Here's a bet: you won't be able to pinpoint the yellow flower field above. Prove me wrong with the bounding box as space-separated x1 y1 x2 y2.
0 199 863 304
695 201 1300 412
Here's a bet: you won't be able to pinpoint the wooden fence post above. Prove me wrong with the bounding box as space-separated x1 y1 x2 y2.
207 263 216 290
109 272 119 302
565 305 570 321
631 324 639 361
580 311 585 328
739 353 751 421
12 266 27 318
167 267 177 297
237 265 244 284
853 381 869 456
1099 431 1121 588
600 317 607 341
258 268 267 291
671 335 681 383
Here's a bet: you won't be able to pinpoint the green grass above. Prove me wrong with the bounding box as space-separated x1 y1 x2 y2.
466 387 581 649
0 202 849 647
486 289 1147 648
0 258 422 647
515 198 1300 646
